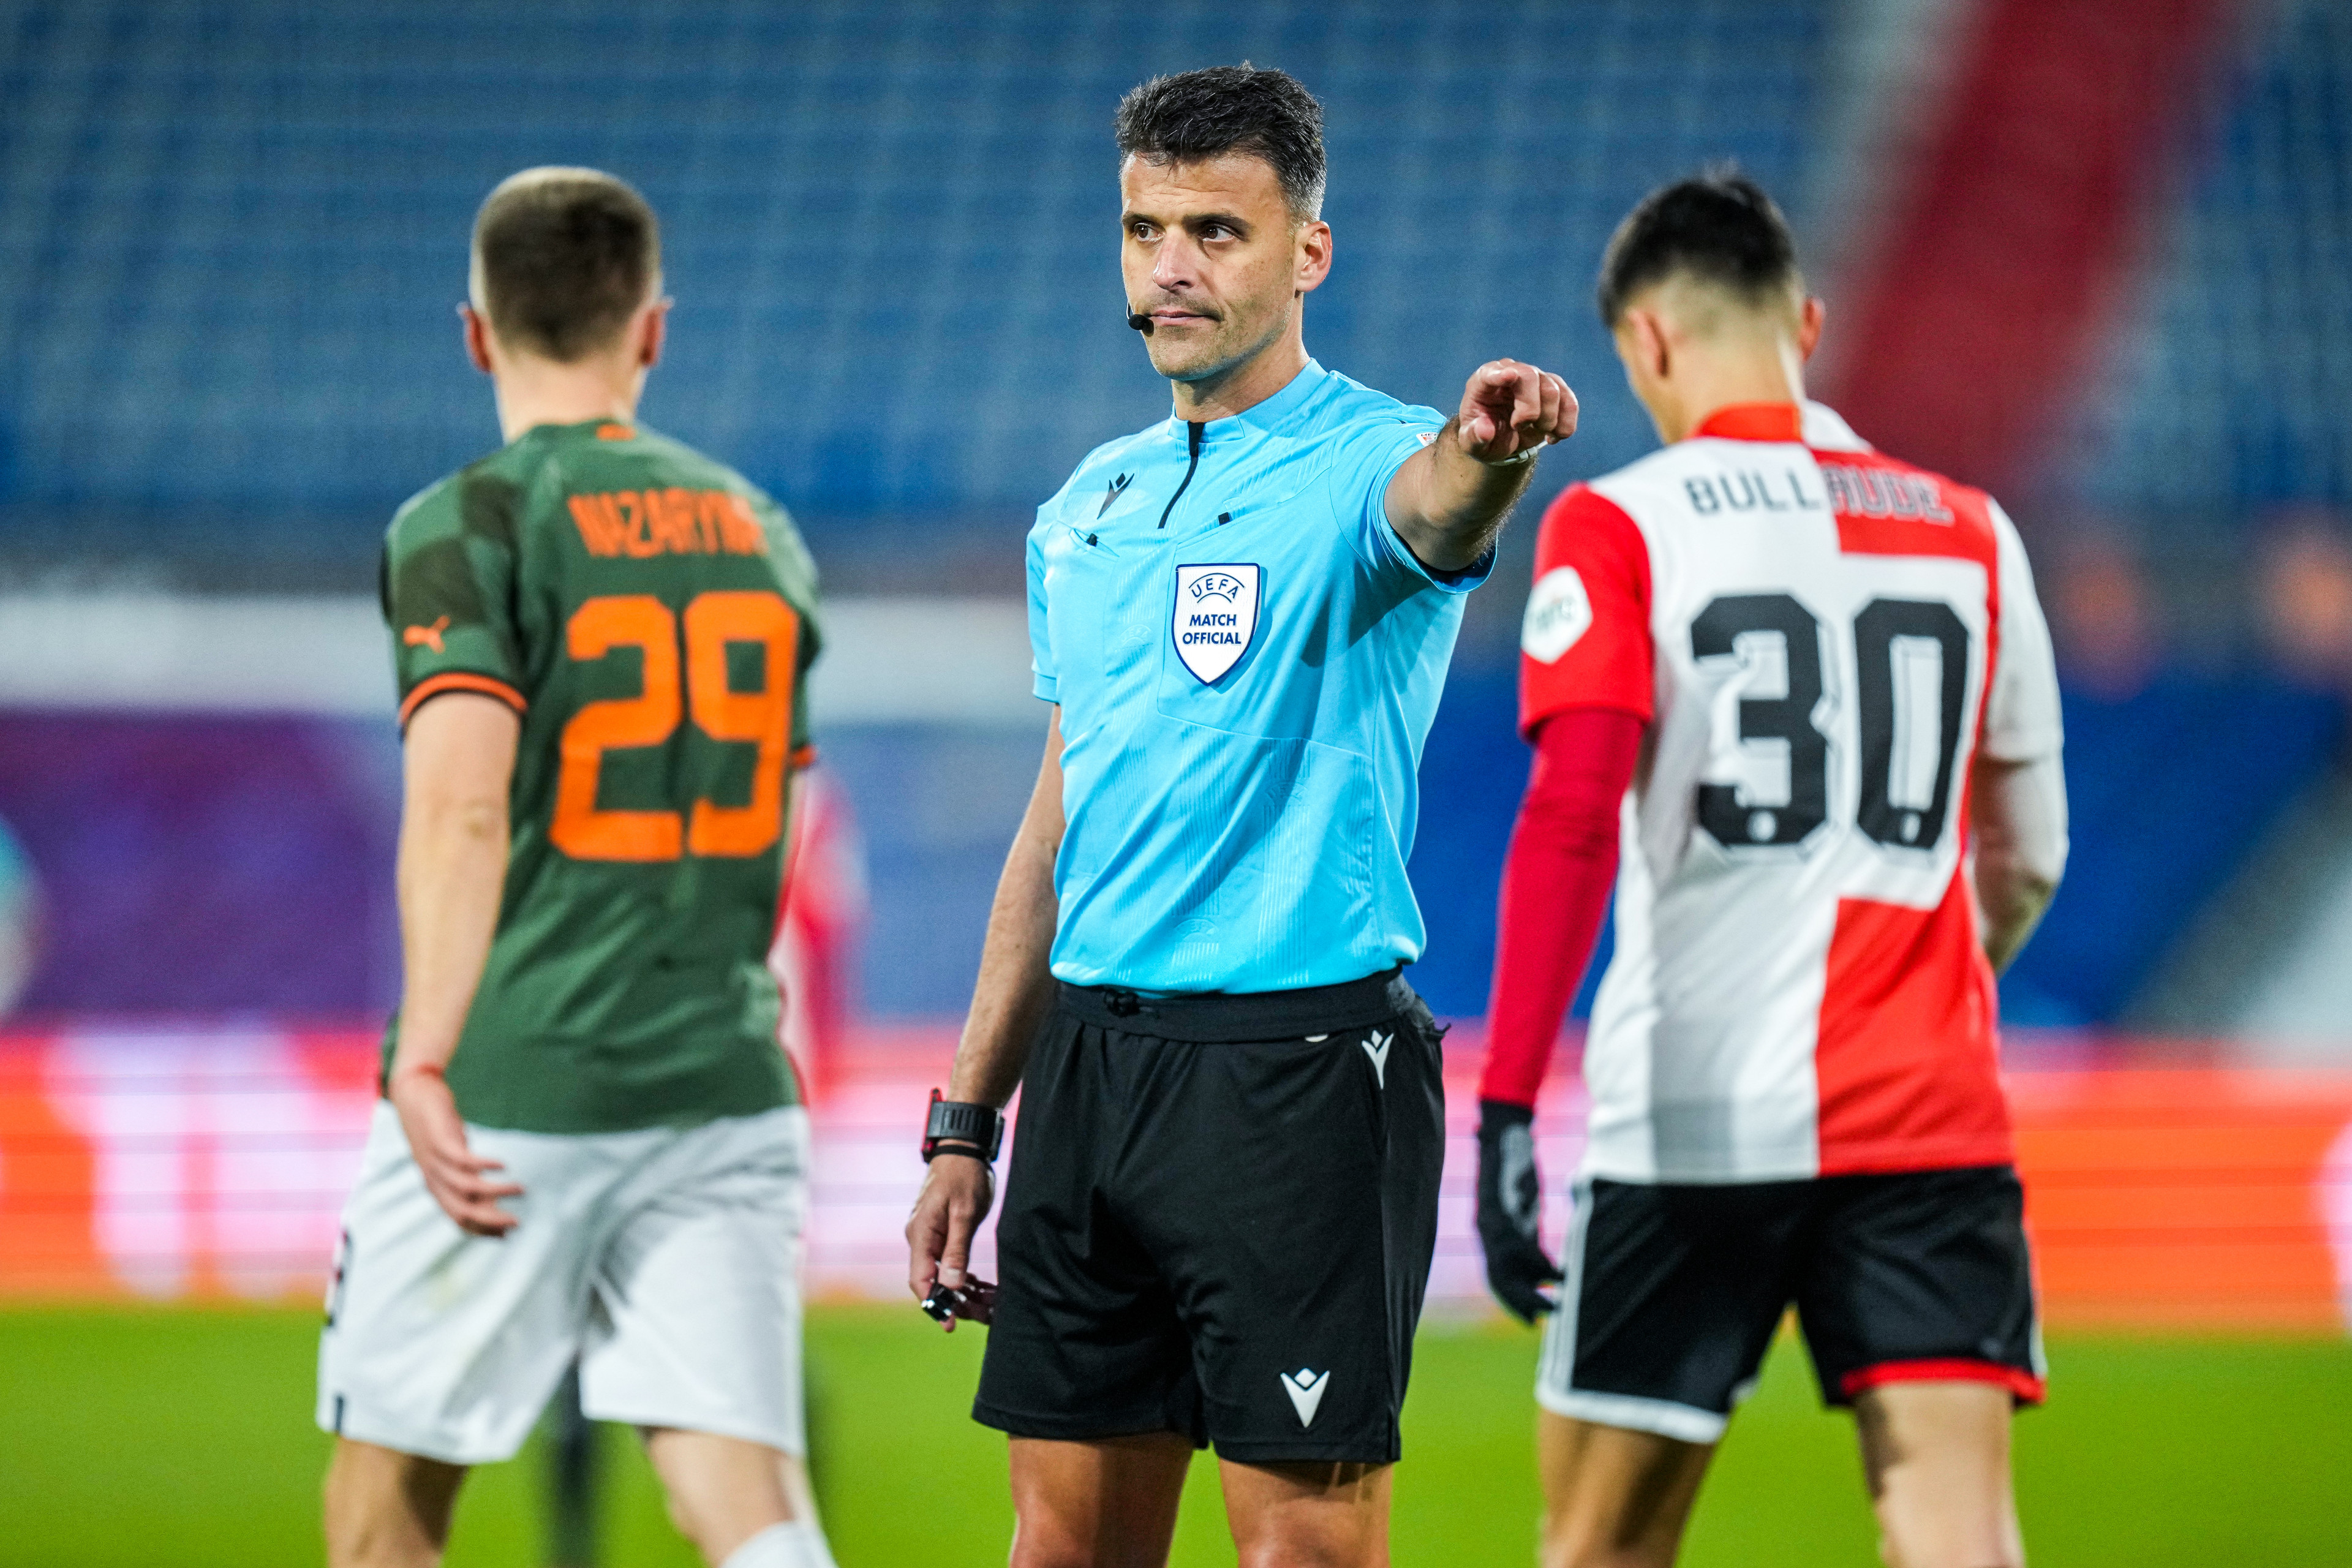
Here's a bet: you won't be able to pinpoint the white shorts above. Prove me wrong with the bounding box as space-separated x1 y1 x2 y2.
317 1101 810 1466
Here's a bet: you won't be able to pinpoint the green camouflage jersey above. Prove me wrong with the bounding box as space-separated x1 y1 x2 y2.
380 418 821 1134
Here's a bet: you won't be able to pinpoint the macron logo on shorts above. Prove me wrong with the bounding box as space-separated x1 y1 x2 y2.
1281 1368 1330 1428
1361 1030 1392 1089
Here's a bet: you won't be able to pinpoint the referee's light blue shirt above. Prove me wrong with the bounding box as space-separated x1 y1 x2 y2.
1028 358 1491 995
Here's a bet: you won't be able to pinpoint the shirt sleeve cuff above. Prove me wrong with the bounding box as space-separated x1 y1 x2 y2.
1416 541 1498 593
1354 422 1495 593
1978 722 2064 763
1379 525 1496 592
398 671 527 728
1033 671 1060 701
1523 690 1654 741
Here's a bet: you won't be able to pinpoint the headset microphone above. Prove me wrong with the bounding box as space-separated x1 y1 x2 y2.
1126 311 1154 334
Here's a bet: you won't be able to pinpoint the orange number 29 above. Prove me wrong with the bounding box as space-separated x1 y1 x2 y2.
549 590 801 862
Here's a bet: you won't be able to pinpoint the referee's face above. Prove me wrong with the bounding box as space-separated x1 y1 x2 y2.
1120 153 1330 388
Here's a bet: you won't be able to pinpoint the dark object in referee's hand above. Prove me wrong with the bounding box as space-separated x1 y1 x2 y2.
921 1274 998 1326
1477 1098 1564 1322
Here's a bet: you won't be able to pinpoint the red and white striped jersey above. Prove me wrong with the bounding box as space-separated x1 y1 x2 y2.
1520 401 2062 1183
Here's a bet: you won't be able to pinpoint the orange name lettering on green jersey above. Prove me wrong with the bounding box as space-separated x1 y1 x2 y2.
380 419 823 1134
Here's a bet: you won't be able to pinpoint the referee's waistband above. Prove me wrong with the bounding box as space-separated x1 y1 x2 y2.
1055 967 1415 1044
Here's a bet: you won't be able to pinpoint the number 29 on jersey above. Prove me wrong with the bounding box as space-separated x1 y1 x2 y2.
551 590 800 863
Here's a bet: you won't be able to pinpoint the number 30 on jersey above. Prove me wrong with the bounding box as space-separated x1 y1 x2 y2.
1693 592 1970 854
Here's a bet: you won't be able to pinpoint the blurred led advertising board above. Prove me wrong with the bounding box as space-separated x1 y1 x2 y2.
1 1027 2348 1330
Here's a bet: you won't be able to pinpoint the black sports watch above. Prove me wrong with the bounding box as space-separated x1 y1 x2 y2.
922 1088 1005 1163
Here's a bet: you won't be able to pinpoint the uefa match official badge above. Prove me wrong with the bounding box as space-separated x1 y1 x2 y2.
1173 563 1262 684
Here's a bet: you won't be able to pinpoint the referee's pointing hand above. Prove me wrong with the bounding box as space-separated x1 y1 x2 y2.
1387 358 1577 574
1458 359 1577 464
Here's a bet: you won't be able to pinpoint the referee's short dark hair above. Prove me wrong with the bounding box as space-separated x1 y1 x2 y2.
471 167 660 363
1597 172 1801 329
1115 64 1327 221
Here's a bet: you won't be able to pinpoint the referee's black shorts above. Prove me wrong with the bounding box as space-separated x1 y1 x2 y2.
973 967 1446 1466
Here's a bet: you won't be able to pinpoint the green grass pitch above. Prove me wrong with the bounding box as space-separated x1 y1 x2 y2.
0 1305 2345 1565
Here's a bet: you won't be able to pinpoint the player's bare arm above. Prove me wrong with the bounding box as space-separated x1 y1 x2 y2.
1970 753 2069 973
1385 360 1577 572
905 707 1065 1321
386 692 524 1237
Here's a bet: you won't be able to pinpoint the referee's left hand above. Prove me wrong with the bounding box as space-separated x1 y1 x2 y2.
1457 360 1577 464
907 1153 995 1333
1476 1098 1562 1322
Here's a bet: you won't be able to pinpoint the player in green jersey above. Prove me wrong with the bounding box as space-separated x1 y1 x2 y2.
317 168 836 1568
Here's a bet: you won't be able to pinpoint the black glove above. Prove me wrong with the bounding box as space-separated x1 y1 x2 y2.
1476 1098 1562 1322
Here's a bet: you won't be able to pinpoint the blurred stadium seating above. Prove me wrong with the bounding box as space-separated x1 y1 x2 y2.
0 0 1832 580
2061 0 2352 526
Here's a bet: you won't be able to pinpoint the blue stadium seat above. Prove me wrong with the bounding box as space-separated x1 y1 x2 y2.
2060 0 2351 519
0 0 1836 551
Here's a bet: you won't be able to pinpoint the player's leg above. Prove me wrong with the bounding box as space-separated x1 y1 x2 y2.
1005 1433 1194 1568
639 1428 830 1567
1218 1457 1392 1568
1795 1165 2042 1568
317 1105 605 1567
1535 1413 1712 1568
579 1105 837 1567
1852 1381 2022 1568
1530 1177 1807 1568
322 1440 467 1568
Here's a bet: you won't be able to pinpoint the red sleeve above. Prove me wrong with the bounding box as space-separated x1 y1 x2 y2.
1518 485 1654 737
1479 706 1644 1108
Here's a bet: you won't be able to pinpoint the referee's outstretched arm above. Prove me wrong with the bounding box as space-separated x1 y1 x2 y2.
1384 359 1578 573
905 709 1066 1321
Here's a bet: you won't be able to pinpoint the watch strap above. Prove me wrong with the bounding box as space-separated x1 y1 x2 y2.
923 1088 1005 1162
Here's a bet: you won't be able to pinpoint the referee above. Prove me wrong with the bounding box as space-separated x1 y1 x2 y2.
905 66 1575 1566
